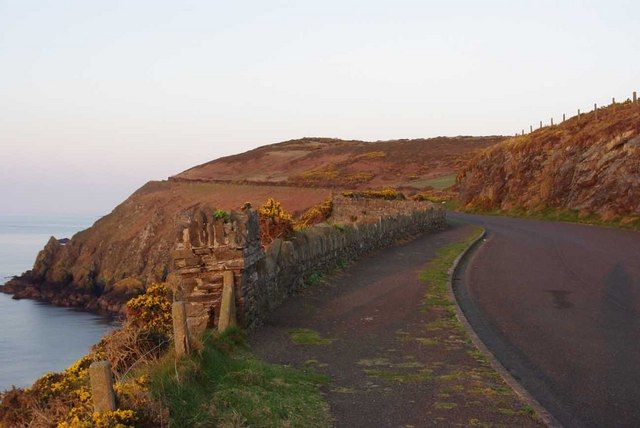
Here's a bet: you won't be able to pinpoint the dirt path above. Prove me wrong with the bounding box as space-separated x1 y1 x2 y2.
249 222 540 427
451 212 640 428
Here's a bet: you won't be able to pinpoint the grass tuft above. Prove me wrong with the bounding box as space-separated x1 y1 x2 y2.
147 327 331 427
289 328 333 345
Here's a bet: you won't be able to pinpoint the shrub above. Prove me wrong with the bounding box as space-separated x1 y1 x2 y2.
412 189 456 204
359 151 386 159
213 209 229 221
342 188 405 200
258 198 294 244
0 284 174 427
295 198 333 229
125 283 173 335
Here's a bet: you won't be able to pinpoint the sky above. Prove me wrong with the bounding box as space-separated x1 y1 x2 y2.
1 0 639 216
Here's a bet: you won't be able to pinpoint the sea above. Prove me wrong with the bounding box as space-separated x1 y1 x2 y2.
0 214 114 390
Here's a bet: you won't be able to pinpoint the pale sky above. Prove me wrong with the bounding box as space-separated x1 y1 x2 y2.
1 0 638 215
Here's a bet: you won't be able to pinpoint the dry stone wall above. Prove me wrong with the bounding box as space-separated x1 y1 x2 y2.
172 198 446 332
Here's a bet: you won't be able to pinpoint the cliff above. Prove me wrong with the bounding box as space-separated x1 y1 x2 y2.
457 100 640 223
1 181 332 313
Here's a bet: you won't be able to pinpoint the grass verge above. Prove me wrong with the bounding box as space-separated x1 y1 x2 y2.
147 328 331 427
289 328 333 345
414 226 541 425
460 204 640 231
421 226 483 312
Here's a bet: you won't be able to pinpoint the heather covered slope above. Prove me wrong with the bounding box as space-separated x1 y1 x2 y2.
173 136 505 189
1 181 331 313
457 101 640 223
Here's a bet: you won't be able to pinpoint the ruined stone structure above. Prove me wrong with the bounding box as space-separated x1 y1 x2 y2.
172 198 446 333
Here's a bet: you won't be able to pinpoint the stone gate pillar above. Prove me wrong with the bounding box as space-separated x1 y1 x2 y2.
171 206 263 333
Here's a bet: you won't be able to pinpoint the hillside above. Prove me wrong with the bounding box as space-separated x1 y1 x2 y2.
173 136 505 190
1 181 332 313
1 135 500 313
457 100 640 223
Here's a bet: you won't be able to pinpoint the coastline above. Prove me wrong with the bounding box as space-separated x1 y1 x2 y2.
0 274 127 318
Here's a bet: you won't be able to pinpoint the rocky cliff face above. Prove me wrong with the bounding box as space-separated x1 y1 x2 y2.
1 181 331 314
457 101 640 223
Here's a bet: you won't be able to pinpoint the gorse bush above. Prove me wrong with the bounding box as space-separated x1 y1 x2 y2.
342 188 405 200
296 198 333 229
258 198 295 244
125 283 172 335
0 283 174 427
412 189 456 204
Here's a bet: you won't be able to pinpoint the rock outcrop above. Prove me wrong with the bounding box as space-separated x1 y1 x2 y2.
457 100 640 222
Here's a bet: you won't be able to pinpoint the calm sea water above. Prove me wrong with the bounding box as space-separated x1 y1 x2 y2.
0 214 114 389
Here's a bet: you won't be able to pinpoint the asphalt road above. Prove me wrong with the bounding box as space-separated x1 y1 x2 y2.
451 213 640 427
249 223 539 427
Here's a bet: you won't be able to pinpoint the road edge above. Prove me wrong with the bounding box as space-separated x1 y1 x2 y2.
446 227 562 428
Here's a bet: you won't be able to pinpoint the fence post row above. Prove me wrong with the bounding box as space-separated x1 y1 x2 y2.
520 90 636 135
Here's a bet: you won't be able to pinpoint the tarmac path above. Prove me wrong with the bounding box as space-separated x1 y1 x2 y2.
249 222 540 427
451 213 640 427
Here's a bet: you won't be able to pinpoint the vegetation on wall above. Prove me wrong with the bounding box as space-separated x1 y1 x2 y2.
258 198 295 244
341 188 405 200
295 198 334 229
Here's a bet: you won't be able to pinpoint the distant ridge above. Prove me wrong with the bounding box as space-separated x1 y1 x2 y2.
173 136 505 190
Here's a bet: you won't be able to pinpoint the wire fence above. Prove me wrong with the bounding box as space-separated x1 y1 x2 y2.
514 90 637 137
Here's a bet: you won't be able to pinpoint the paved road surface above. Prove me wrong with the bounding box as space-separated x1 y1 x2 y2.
451 213 640 427
249 223 538 427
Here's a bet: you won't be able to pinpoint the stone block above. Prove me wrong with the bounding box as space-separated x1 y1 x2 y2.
218 271 237 332
172 301 190 356
89 361 116 412
171 249 194 260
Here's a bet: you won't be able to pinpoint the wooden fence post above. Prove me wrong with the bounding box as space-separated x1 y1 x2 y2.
218 271 237 333
530 125 533 133
551 117 554 126
172 301 190 357
89 361 116 412
634 91 637 103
